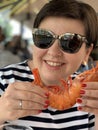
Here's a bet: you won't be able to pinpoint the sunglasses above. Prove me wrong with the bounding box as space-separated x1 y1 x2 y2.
32 28 88 54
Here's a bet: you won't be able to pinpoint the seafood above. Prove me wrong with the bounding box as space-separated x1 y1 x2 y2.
32 63 98 110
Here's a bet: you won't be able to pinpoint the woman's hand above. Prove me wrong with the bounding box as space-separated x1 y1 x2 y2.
76 82 98 114
0 81 49 122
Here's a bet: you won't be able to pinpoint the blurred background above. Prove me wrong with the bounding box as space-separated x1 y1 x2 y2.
0 0 98 69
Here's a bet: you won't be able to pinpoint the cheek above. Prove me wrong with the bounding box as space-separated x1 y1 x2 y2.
66 46 87 70
33 46 41 59
33 46 46 61
74 44 87 62
68 54 84 73
68 54 83 66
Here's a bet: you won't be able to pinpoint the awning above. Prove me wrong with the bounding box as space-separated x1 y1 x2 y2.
0 0 48 28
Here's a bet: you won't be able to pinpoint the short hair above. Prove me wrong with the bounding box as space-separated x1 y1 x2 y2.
33 0 98 48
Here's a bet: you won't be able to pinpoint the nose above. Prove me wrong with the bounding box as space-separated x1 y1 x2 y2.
47 39 62 57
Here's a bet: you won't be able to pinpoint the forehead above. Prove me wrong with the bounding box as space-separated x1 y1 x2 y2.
39 16 85 35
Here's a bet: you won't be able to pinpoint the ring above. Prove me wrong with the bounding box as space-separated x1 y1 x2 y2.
19 100 22 109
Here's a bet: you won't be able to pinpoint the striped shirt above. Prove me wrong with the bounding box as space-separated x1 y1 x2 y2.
0 61 95 130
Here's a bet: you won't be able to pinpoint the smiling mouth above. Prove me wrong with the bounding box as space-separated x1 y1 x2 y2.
45 61 64 67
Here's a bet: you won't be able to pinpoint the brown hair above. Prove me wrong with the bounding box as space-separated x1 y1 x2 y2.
33 0 98 48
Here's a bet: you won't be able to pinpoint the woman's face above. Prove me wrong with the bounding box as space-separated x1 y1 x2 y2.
32 17 93 86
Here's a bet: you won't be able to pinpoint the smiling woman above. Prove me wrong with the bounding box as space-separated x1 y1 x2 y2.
0 0 98 130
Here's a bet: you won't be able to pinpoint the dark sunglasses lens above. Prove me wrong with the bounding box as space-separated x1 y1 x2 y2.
33 29 53 49
60 34 82 53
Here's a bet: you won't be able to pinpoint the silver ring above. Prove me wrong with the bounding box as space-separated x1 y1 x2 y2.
19 100 22 109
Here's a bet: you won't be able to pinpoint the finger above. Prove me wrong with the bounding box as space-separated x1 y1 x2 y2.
80 89 98 98
4 90 49 109
9 82 48 97
17 100 48 110
82 82 98 90
77 98 98 109
5 82 49 99
83 98 98 109
13 89 48 104
2 97 49 111
77 105 98 115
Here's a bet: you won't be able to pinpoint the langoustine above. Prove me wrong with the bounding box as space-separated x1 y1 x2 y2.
32 63 98 110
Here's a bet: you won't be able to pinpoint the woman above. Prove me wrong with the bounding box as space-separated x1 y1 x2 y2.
0 0 98 129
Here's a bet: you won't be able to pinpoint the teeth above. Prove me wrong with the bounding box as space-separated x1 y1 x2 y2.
46 61 62 66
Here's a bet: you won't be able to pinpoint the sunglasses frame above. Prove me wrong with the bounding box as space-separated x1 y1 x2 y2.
32 28 88 53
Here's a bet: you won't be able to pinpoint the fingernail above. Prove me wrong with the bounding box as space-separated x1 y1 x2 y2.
77 106 82 111
81 83 87 87
45 100 49 105
45 92 49 97
80 90 85 94
38 110 42 113
44 104 49 108
76 98 82 103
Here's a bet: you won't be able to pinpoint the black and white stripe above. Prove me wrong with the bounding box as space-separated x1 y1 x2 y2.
0 61 95 130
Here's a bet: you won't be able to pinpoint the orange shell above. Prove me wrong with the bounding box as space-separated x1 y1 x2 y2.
32 63 98 110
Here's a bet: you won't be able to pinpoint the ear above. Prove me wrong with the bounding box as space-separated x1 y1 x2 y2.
83 44 93 63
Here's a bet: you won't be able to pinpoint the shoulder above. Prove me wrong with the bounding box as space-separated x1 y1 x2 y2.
0 60 28 71
0 60 33 85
